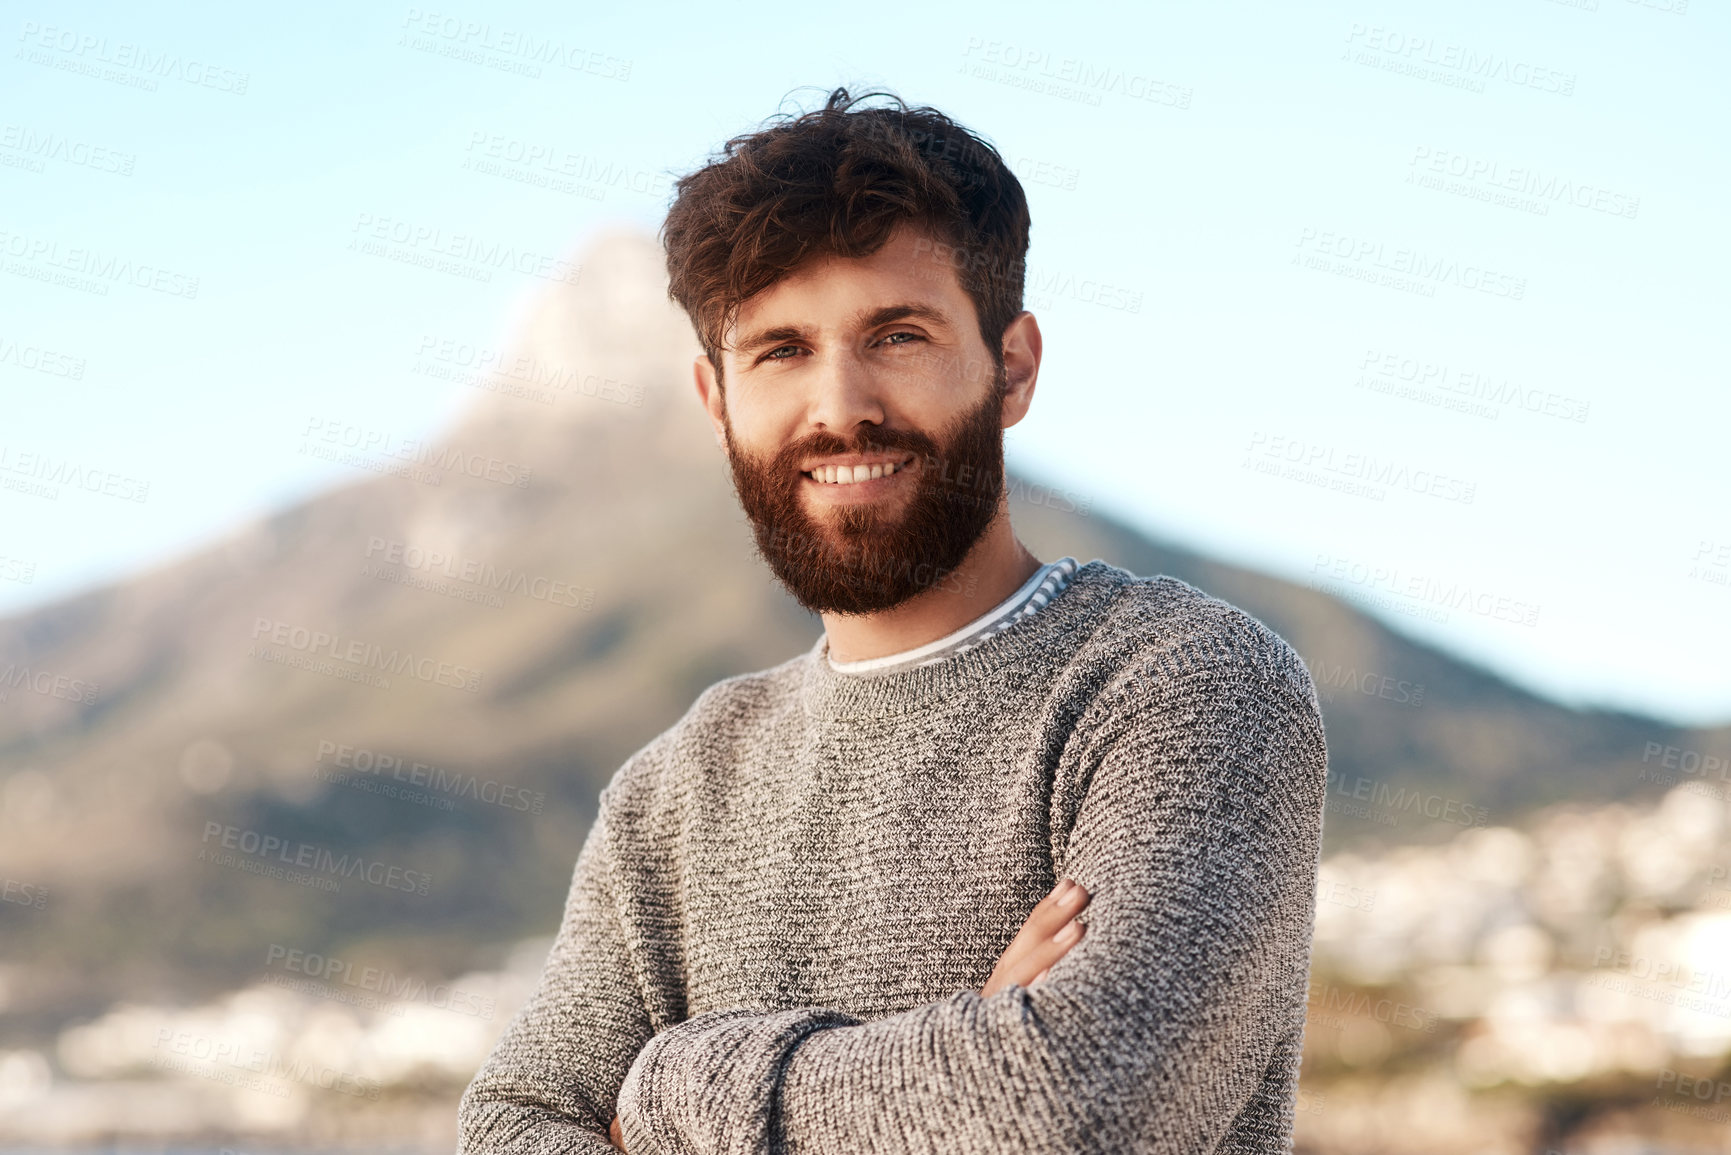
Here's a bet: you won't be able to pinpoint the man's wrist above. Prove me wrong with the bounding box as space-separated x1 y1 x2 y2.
617 1006 864 1152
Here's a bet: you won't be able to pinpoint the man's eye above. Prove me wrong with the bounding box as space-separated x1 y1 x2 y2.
880 332 924 347
762 345 801 362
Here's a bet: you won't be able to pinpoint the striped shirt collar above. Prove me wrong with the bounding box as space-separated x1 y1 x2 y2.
825 556 1080 676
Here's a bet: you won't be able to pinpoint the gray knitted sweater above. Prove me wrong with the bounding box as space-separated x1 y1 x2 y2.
458 560 1329 1154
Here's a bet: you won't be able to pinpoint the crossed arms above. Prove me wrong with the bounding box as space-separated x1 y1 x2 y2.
606 877 1094 1149
457 658 1328 1154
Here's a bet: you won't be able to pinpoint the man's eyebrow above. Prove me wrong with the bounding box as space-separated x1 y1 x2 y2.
733 324 810 358
856 302 955 331
730 303 956 360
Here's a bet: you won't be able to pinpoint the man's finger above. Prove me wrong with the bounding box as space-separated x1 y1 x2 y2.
981 882 1092 995
610 1114 626 1151
1007 879 1089 955
1030 878 1088 926
1021 916 1087 979
989 915 1085 995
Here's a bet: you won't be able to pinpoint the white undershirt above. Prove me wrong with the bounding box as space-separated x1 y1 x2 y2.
825 557 1080 676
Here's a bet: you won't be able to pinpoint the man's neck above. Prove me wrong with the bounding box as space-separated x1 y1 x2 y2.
819 512 1043 664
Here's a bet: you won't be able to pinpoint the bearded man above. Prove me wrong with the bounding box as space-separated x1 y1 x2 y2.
459 87 1329 1155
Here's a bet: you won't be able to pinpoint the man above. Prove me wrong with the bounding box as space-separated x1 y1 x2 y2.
459 88 1328 1154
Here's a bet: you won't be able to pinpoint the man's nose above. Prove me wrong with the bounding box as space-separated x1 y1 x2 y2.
804 351 886 433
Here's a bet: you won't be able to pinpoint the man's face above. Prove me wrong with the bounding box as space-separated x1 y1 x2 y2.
701 223 1015 616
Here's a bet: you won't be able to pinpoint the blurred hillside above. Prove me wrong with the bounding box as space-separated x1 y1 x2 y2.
1 229 1726 1096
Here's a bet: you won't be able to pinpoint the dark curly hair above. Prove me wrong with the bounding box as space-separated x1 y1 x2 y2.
660 86 1031 383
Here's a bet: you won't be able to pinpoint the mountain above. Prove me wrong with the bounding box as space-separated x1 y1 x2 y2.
1 230 1723 1033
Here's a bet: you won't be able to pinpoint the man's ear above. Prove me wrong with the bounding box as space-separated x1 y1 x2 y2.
999 312 1043 430
692 355 727 450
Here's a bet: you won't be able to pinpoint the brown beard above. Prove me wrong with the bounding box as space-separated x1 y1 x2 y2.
724 377 1007 616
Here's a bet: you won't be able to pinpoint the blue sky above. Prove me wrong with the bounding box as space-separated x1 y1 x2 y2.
2 0 1727 725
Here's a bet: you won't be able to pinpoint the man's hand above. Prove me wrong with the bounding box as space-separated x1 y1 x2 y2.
980 878 1090 996
610 1113 626 1151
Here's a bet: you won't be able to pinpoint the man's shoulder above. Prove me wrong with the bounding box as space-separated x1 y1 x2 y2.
1081 564 1318 713
598 647 810 816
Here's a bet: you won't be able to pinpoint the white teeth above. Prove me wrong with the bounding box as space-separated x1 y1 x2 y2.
809 460 905 484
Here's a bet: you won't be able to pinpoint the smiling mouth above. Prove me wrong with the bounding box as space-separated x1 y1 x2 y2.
801 455 917 486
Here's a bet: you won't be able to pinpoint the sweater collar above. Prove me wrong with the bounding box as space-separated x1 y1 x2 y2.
798 560 1126 721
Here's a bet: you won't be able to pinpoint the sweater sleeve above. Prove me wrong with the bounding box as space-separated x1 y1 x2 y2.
613 658 1329 1155
458 795 656 1153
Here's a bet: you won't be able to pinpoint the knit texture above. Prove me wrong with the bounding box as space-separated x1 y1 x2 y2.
457 560 1330 1154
